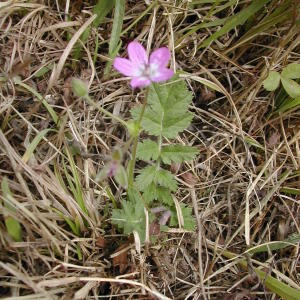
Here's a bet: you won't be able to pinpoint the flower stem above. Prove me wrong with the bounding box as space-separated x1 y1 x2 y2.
128 87 149 186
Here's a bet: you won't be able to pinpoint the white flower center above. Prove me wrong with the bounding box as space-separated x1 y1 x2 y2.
135 63 159 79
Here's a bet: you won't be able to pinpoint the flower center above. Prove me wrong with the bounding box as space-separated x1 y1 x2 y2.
137 63 159 79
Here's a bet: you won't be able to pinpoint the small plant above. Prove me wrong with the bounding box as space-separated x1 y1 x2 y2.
72 41 198 242
263 63 300 98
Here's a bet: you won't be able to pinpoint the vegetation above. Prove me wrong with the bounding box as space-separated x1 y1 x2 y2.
0 0 299 299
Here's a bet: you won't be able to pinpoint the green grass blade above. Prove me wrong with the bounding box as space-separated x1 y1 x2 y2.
199 0 271 48
65 147 88 216
221 249 300 300
1 177 22 242
247 234 300 254
22 129 56 163
14 78 59 125
93 0 115 27
109 0 125 56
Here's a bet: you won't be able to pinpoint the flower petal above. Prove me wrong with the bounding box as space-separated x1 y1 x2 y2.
113 57 137 76
130 77 151 88
128 41 148 66
150 68 174 82
149 47 171 67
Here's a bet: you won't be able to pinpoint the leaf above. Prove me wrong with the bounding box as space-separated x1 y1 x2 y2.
132 80 193 138
93 0 115 27
274 97 300 114
170 204 196 231
280 76 300 98
143 184 174 206
155 169 178 192
114 165 128 188
1 177 22 242
263 71 281 91
247 234 300 254
282 63 300 79
136 139 159 161
111 197 146 242
22 129 55 163
135 165 157 191
156 187 173 205
199 0 271 48
221 249 300 300
109 0 125 55
161 145 198 164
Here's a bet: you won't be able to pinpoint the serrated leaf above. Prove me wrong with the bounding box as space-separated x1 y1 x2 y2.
282 63 300 79
132 81 193 138
280 76 300 98
156 187 173 205
136 139 159 161
263 71 281 91
170 204 196 231
111 197 146 242
161 145 198 164
135 165 157 191
143 183 157 204
155 169 178 192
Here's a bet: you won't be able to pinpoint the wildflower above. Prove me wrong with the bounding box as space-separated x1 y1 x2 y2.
113 41 174 88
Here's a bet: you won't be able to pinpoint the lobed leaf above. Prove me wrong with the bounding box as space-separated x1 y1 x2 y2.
132 80 193 138
135 165 157 191
136 139 159 161
155 169 178 192
111 195 146 242
161 145 198 164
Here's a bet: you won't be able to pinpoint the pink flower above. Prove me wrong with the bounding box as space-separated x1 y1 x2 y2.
113 41 174 88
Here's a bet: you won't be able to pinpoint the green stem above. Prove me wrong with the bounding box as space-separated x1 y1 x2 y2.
128 87 149 186
85 95 128 128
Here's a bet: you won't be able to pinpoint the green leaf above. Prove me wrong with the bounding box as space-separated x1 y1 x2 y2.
136 139 159 161
221 249 300 300
109 0 125 55
280 76 300 98
143 184 174 206
93 0 115 27
263 71 281 91
199 0 271 48
1 177 22 242
156 187 173 205
274 97 300 114
22 129 55 163
132 80 193 138
282 63 300 79
155 169 178 192
170 204 196 231
247 234 300 254
111 197 146 242
135 165 157 191
161 145 198 164
114 165 128 188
